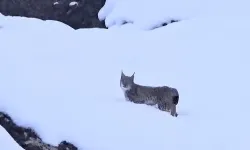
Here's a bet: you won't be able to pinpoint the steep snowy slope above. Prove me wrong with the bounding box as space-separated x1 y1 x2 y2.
0 4 250 150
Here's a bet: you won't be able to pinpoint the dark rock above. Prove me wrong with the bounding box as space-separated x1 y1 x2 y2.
151 19 180 30
0 111 78 150
58 141 78 150
0 0 106 29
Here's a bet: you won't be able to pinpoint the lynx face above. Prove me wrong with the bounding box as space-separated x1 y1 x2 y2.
120 71 135 92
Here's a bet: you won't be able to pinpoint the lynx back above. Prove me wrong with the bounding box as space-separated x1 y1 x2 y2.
120 71 179 117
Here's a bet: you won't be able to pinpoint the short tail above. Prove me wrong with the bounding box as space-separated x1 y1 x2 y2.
171 88 179 105
173 95 179 105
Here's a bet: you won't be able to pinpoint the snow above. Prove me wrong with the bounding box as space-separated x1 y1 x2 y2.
0 13 73 30
1 0 250 150
0 126 24 150
99 0 250 29
69 2 78 6
53 2 59 5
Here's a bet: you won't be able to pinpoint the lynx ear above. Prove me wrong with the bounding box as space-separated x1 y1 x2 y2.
131 72 135 79
121 70 125 76
132 72 135 76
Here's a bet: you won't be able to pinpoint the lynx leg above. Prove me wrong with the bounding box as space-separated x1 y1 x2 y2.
170 104 178 117
158 102 172 113
170 95 179 117
165 102 171 112
158 102 166 111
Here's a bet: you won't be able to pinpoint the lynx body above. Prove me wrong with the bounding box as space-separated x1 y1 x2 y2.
120 71 179 117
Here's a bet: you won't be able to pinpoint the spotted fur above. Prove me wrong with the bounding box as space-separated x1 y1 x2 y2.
120 71 179 117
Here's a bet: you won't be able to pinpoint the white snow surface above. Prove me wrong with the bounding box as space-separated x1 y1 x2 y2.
0 126 24 150
99 0 250 29
1 0 250 150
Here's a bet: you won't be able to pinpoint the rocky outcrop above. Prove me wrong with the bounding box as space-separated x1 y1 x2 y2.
0 0 106 29
0 111 78 150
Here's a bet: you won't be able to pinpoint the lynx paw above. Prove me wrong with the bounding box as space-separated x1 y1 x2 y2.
170 112 178 117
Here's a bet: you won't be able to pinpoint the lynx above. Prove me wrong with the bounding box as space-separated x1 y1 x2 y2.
120 71 179 117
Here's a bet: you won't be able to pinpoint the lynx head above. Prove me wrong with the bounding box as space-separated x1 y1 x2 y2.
120 71 135 91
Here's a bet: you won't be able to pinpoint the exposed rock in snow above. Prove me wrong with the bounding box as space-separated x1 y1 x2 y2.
0 0 106 29
69 1 79 6
0 111 78 150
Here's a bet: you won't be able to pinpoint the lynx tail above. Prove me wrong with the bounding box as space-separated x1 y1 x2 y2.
173 95 179 105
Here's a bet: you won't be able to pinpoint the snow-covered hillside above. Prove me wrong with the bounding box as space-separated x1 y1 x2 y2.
1 0 250 150
0 126 24 150
99 0 250 29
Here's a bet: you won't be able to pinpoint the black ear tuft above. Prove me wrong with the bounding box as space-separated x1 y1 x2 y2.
131 72 135 80
131 72 135 77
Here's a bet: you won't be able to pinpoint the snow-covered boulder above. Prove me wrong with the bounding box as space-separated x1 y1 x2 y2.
0 0 106 29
